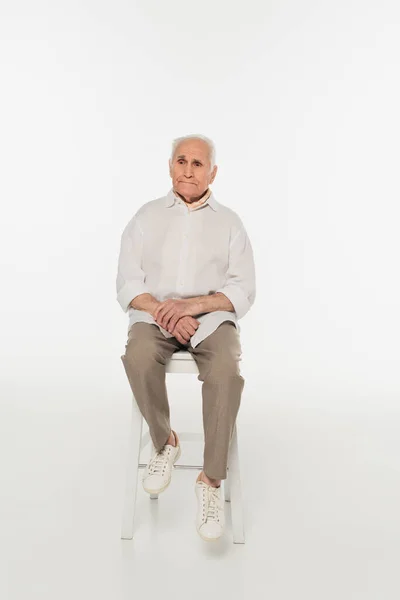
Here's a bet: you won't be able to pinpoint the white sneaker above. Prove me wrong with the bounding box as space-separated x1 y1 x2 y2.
142 431 181 495
194 479 225 541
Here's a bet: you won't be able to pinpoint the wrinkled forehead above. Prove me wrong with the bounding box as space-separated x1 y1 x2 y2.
172 140 211 163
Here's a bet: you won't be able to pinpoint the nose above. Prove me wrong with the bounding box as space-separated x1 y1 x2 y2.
183 164 193 177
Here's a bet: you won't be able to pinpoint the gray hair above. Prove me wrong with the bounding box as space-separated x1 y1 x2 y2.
170 134 216 172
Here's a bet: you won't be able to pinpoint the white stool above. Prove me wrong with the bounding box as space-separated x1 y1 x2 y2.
120 349 246 544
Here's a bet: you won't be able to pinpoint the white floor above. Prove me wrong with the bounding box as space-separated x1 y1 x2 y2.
2 370 399 600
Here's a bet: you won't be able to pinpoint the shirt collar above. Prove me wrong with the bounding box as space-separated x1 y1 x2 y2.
165 187 218 211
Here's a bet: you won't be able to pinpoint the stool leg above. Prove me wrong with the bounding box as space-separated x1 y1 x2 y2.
121 394 143 540
227 424 245 544
224 470 231 502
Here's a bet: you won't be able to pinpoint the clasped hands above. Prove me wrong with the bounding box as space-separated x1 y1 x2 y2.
152 298 201 345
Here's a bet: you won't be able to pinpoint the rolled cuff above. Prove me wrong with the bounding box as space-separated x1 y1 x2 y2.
215 285 251 320
117 282 150 313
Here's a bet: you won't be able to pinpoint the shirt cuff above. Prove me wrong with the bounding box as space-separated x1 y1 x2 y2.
215 285 250 320
117 282 150 313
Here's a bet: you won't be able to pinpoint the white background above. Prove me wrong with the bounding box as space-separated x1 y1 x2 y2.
1 1 399 598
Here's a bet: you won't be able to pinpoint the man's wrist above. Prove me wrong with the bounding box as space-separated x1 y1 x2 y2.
189 293 234 315
130 293 160 316
149 300 161 317
187 297 204 315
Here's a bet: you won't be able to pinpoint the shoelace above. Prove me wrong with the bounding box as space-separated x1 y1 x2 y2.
148 446 172 475
200 484 222 523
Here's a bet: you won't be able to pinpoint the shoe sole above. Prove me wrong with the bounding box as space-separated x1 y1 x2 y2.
142 444 182 495
196 527 222 542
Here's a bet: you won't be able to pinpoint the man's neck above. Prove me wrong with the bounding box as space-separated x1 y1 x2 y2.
173 187 211 209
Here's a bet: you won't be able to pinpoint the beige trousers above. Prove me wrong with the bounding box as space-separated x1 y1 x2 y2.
120 321 245 480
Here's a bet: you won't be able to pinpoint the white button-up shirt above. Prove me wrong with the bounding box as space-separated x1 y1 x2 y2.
116 187 256 348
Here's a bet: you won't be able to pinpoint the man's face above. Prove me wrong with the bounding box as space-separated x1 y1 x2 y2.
169 139 217 202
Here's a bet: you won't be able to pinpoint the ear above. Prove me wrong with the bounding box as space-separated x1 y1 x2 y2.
210 164 218 184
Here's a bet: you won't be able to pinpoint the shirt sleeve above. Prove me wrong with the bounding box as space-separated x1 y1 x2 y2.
215 225 256 320
116 216 150 312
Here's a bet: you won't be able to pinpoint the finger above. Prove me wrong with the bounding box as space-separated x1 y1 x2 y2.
162 310 175 329
188 316 200 327
167 314 180 333
161 307 176 329
174 327 188 344
159 303 173 321
157 306 169 327
154 302 166 319
176 324 190 342
181 323 196 337
156 300 173 321
155 307 166 322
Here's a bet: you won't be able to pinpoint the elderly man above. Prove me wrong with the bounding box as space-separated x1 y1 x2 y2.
116 134 256 541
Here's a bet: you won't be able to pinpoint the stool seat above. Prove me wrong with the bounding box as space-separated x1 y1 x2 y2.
121 349 245 544
169 350 193 359
166 349 242 373
166 350 199 374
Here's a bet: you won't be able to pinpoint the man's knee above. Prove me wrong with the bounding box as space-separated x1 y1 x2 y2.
123 337 161 371
205 354 243 381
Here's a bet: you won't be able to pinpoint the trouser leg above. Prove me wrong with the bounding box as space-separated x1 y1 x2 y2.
120 323 181 452
188 321 245 480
